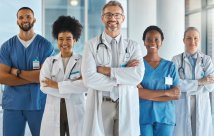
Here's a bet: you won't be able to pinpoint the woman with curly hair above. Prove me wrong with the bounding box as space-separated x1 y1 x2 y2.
39 16 87 136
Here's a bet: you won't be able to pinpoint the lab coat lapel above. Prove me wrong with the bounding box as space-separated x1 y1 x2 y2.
118 36 128 66
52 53 64 76
101 32 111 50
64 55 79 80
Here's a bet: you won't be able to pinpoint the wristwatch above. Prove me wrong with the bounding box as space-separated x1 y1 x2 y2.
16 69 21 77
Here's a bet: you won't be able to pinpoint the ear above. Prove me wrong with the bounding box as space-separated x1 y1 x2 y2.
121 15 125 23
33 18 36 23
101 15 105 23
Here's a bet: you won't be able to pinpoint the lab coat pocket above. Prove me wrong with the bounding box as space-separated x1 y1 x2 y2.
69 71 81 80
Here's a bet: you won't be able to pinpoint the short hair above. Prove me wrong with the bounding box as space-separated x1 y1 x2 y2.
52 16 83 41
17 7 34 17
102 1 124 15
183 27 199 39
142 25 164 41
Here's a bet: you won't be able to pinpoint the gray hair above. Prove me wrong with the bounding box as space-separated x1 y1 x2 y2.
101 1 124 15
183 27 200 39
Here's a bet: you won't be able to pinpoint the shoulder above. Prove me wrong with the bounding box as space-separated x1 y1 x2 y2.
86 36 99 46
35 34 52 46
161 58 173 65
161 58 177 68
199 52 213 63
123 38 139 46
172 53 183 59
1 36 17 48
74 54 82 60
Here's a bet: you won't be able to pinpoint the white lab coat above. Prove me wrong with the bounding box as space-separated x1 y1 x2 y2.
172 51 214 136
40 53 87 136
81 32 145 136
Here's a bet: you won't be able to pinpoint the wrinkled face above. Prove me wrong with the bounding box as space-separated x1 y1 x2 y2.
183 30 200 54
17 9 35 32
102 6 125 32
57 32 76 56
144 30 162 53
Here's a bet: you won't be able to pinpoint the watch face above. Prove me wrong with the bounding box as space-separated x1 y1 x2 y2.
16 69 21 77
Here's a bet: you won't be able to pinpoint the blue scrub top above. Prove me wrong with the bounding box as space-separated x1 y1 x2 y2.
140 59 179 125
0 35 54 110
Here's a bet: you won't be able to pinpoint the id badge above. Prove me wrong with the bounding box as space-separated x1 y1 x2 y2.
33 59 40 69
69 71 80 79
165 76 172 85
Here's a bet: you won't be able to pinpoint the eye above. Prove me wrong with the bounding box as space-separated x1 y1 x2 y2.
18 16 23 20
155 38 159 42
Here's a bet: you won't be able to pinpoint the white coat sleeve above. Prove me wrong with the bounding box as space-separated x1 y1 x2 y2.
110 43 144 85
40 58 69 98
81 41 117 92
58 80 87 94
172 55 214 95
188 56 214 95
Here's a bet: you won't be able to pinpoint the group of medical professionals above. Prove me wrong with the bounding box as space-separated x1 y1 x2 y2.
0 0 214 136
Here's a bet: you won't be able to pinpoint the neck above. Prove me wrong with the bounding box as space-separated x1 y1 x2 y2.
144 53 160 61
19 29 35 41
105 29 120 38
61 52 72 58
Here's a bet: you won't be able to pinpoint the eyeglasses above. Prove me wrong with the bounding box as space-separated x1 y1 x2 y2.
103 13 123 19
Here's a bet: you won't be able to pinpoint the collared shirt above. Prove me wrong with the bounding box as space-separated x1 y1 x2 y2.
102 32 121 100
103 31 121 45
185 51 198 79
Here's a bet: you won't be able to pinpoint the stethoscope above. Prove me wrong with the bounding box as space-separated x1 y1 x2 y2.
51 58 78 79
96 34 130 66
178 53 205 79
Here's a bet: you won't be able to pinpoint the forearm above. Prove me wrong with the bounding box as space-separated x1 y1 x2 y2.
0 73 32 86
19 70 40 83
150 96 178 102
138 88 167 100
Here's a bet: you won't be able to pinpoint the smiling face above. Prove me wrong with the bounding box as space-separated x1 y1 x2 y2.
17 9 35 32
183 30 200 54
144 30 162 54
102 5 125 35
57 31 76 57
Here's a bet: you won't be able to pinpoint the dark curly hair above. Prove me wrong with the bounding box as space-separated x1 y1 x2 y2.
142 25 164 41
52 16 83 41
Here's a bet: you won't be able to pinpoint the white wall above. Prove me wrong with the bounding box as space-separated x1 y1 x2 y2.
157 0 185 60
128 0 156 56
128 0 185 60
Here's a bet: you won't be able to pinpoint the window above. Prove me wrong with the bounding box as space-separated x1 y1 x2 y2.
43 0 127 54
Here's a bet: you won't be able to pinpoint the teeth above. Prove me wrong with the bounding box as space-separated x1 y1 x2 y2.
150 46 156 49
62 46 68 49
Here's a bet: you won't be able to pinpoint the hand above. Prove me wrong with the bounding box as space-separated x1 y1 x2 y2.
97 66 111 76
126 59 139 67
10 68 17 76
137 84 143 88
198 75 214 85
42 78 58 89
165 87 180 99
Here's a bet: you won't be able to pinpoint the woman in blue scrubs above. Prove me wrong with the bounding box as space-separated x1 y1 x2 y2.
138 26 180 136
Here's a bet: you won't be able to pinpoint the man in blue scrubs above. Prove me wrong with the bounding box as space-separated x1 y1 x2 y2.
0 7 54 136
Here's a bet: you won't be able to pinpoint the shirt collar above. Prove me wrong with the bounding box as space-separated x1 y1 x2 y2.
185 51 198 59
103 31 121 44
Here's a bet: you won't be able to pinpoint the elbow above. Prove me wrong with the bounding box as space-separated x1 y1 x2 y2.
0 73 8 84
174 95 180 100
82 74 93 89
